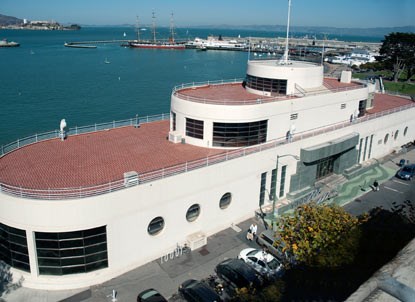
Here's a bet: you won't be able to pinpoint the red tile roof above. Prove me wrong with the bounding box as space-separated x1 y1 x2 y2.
0 121 224 189
367 93 414 114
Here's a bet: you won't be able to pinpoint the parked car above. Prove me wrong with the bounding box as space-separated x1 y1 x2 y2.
398 158 406 167
255 229 287 261
396 164 415 180
238 248 285 279
137 288 167 302
178 279 222 302
215 258 262 291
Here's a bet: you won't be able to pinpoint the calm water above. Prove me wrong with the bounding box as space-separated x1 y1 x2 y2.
0 27 380 146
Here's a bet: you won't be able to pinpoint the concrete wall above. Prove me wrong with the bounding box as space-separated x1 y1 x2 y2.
1 106 415 290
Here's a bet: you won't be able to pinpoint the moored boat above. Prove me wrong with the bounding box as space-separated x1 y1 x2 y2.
128 12 185 50
0 39 20 47
64 42 97 49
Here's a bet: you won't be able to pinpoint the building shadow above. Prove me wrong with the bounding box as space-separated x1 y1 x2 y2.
0 261 23 301
279 202 415 301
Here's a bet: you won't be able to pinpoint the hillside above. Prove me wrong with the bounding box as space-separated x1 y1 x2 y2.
0 14 23 25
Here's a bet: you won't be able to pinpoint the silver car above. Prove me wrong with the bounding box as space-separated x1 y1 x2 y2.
238 248 284 279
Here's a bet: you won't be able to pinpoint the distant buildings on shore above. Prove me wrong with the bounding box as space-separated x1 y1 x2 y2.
0 18 80 30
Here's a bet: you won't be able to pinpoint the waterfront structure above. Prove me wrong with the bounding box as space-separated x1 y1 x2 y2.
128 12 185 50
0 50 414 289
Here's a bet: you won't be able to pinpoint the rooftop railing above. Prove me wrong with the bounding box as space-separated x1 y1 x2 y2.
1 102 414 200
0 113 170 157
172 78 366 105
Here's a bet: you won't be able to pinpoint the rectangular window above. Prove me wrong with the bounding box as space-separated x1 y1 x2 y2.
0 223 30 272
35 226 108 276
245 75 287 95
363 136 369 161
171 111 176 131
290 113 298 120
270 169 276 201
358 138 363 163
186 118 204 139
368 135 374 159
279 165 287 197
213 120 268 147
259 172 267 206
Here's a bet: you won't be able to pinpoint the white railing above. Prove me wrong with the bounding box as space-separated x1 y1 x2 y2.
0 113 170 157
173 78 367 105
1 102 414 200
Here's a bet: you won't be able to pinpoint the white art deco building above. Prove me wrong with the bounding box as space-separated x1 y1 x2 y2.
1 55 414 289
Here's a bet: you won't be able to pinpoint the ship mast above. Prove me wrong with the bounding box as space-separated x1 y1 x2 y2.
152 11 156 43
169 12 175 43
136 16 140 42
280 0 292 65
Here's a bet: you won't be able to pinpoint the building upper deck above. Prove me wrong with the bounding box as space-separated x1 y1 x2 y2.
173 77 363 105
0 93 414 199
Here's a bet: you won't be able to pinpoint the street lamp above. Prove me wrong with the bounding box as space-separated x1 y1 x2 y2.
272 153 300 217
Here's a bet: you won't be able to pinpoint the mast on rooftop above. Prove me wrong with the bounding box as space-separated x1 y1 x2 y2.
280 0 292 65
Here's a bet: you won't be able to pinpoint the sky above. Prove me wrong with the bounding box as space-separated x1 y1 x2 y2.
2 0 414 28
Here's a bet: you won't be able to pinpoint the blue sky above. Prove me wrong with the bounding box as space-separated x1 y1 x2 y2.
2 0 414 28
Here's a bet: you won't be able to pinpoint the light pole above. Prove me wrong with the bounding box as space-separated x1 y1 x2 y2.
272 154 300 217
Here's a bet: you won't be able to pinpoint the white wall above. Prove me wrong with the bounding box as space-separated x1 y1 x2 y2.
1 106 414 289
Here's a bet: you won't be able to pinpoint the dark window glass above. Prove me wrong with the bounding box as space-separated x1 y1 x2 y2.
0 223 30 273
62 265 86 275
61 256 85 267
171 111 176 131
35 226 108 276
270 169 276 200
148 217 165 236
186 118 204 139
186 204 201 222
219 192 232 209
60 248 85 258
259 172 267 206
213 120 268 147
279 165 287 198
245 75 287 94
39 266 62 275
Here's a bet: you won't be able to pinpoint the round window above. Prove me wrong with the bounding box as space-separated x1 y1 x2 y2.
219 192 232 209
404 127 408 137
186 204 201 222
384 133 389 144
148 216 165 236
394 130 399 140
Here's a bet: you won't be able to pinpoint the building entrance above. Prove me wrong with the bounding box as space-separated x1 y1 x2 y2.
316 156 336 180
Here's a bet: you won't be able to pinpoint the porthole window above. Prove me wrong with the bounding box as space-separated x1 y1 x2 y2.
404 127 408 136
148 216 165 236
186 204 201 222
384 133 389 144
394 130 399 140
219 192 232 209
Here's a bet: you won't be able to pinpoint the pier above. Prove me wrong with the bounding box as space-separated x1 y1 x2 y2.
64 37 381 52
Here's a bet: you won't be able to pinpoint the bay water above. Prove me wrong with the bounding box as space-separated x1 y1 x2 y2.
0 27 380 146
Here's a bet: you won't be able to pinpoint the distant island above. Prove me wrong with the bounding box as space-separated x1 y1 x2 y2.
0 14 81 30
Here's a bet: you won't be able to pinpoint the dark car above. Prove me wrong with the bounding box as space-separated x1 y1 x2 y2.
215 258 262 291
396 164 415 180
178 279 222 302
137 288 167 302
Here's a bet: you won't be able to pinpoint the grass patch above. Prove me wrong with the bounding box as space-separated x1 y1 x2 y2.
383 81 415 95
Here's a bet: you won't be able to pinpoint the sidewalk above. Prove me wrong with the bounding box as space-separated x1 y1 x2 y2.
2 147 414 302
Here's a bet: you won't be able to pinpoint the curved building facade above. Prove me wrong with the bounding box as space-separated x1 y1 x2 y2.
1 58 414 289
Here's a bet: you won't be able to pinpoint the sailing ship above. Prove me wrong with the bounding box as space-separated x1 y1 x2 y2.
128 12 185 50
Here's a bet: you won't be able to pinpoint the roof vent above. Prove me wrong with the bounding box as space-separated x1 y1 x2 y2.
124 171 139 187
340 70 352 83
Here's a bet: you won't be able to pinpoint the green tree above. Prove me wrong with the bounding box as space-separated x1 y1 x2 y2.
275 203 364 267
378 32 415 82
